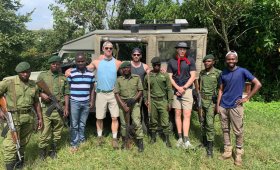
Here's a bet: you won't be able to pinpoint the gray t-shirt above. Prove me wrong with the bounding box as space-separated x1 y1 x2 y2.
167 57 196 88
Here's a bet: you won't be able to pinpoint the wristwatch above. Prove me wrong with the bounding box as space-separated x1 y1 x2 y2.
183 87 187 90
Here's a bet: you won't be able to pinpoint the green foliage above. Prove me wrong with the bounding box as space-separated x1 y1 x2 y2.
0 0 33 79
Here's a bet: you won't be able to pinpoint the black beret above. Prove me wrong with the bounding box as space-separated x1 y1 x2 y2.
120 61 131 69
203 54 215 62
151 57 161 64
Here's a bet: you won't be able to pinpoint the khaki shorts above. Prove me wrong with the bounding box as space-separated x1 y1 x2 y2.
95 92 119 119
172 88 193 110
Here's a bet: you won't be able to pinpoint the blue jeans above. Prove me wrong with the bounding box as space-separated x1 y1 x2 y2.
70 99 90 147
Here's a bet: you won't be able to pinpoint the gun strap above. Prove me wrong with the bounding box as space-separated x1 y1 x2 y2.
48 73 62 100
1 124 9 138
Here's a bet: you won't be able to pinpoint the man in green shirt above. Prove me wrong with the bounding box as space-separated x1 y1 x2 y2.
198 54 221 157
37 55 70 160
0 62 43 170
114 61 144 152
143 57 173 147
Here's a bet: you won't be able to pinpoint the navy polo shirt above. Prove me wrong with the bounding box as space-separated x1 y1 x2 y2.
219 67 255 108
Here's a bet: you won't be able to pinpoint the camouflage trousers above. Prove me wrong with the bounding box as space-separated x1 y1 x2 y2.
119 102 143 139
3 112 35 163
150 99 171 135
38 109 64 149
201 98 215 141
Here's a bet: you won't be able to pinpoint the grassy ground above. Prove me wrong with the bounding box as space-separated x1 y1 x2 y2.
0 102 279 170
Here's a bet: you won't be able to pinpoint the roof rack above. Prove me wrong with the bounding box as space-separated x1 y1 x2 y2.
123 19 189 33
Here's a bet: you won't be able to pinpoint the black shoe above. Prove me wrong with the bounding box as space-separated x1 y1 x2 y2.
121 136 126 150
49 143 57 159
39 148 47 160
138 139 144 152
165 135 172 148
198 136 207 148
5 160 16 170
150 132 156 144
206 141 213 158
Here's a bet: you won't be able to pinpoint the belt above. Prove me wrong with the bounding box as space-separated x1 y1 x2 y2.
96 89 113 93
12 108 32 114
151 96 166 101
201 93 212 100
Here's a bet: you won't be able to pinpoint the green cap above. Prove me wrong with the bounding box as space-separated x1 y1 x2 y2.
203 54 215 62
15 62 30 73
120 61 131 69
151 57 161 64
48 55 61 64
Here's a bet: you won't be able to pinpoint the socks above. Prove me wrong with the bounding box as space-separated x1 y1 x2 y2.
97 130 103 137
184 136 189 142
178 133 182 139
112 132 118 139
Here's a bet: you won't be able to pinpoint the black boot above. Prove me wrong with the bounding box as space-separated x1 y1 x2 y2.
138 139 144 152
150 132 156 144
206 141 213 158
49 143 57 159
199 135 207 148
5 161 16 170
121 136 126 150
39 148 47 160
165 135 172 148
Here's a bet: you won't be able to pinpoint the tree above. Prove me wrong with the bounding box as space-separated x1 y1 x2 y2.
0 0 33 79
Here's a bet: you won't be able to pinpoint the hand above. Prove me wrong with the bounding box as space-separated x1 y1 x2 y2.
145 101 149 107
123 103 130 113
89 101 95 109
235 97 249 106
37 118 43 130
176 91 182 97
63 108 69 118
40 93 50 103
126 98 136 107
160 67 167 73
215 105 220 115
177 87 185 95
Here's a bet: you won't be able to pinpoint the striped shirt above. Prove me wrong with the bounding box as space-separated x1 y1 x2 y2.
67 68 95 101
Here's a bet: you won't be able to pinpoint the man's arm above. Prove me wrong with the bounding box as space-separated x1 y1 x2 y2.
216 83 224 114
34 101 43 130
183 71 196 89
143 63 150 74
87 60 97 72
115 59 123 70
236 78 262 105
89 83 95 109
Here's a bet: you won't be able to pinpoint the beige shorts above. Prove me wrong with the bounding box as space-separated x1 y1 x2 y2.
95 92 119 119
172 88 193 110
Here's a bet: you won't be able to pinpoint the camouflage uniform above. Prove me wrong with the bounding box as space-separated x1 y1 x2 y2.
0 76 39 165
114 74 144 139
143 72 173 135
37 70 69 152
199 67 221 142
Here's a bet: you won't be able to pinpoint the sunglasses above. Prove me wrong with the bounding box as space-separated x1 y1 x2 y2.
133 54 141 56
104 47 113 50
152 63 161 66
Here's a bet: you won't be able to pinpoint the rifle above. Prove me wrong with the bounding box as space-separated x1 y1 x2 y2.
194 79 204 123
124 107 134 149
0 97 23 163
36 80 68 127
147 72 151 127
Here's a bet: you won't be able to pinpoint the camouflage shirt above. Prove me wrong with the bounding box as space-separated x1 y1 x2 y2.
199 67 221 96
114 74 143 100
0 76 39 110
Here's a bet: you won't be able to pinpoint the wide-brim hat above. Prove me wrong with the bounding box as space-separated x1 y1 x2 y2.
175 42 190 49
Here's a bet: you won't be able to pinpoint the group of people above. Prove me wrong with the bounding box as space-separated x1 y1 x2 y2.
0 41 261 169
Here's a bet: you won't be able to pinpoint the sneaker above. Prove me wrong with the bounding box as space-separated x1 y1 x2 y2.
176 138 184 147
183 141 193 149
69 146 78 154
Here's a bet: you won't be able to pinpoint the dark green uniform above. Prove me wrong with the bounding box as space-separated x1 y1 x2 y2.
114 74 144 139
143 72 173 135
199 67 221 141
0 76 39 163
37 70 69 149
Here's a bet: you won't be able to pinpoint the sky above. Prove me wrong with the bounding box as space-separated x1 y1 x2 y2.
18 0 55 30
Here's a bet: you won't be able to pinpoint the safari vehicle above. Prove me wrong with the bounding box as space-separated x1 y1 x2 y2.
59 19 208 77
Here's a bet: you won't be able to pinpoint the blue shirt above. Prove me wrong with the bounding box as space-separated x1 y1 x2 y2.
96 58 117 91
219 67 255 108
67 68 95 101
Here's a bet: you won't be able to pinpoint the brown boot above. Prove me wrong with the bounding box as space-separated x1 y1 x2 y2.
234 148 244 166
112 138 119 149
219 145 232 160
